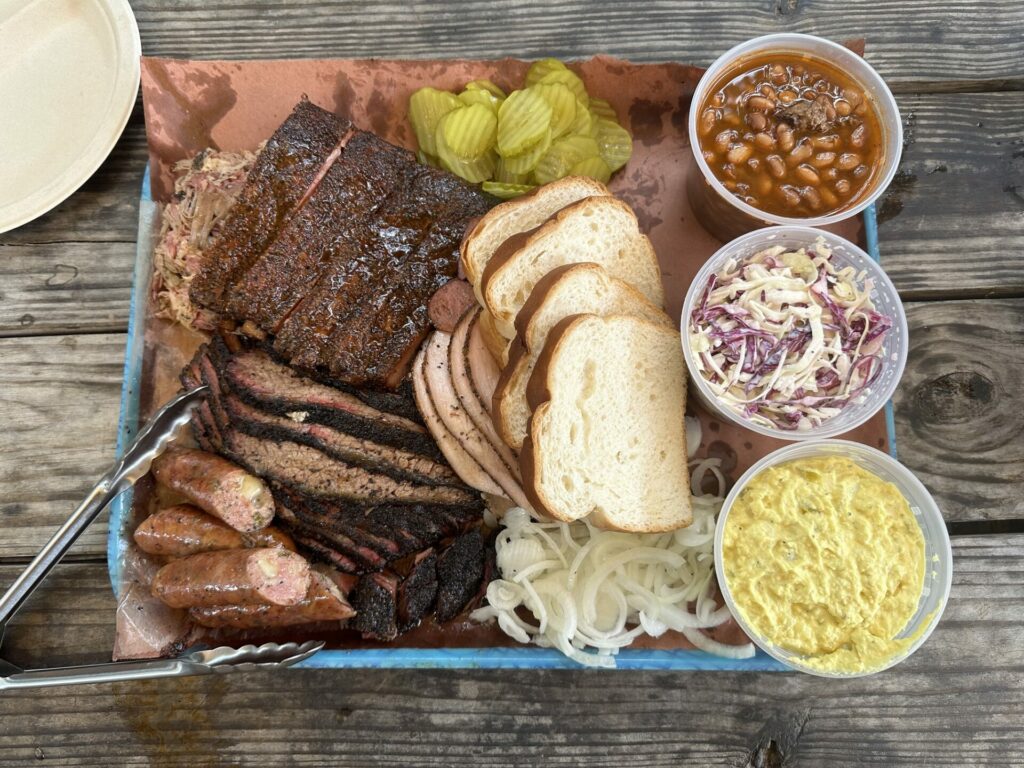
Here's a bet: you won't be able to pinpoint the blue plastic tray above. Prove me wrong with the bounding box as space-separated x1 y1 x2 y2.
107 168 893 670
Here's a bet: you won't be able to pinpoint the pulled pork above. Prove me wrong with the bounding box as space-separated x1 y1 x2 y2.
151 147 259 331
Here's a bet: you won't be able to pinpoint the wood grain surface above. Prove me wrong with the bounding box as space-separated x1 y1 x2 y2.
0 1 1021 765
0 534 1021 766
128 0 1024 87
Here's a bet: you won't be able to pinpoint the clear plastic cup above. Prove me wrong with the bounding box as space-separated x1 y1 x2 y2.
714 439 953 677
680 225 908 441
687 33 903 241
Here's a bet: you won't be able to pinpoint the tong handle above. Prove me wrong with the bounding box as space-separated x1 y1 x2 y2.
0 386 206 631
0 476 121 629
0 659 209 690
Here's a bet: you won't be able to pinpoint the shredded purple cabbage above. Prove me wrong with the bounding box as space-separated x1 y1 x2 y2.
688 241 893 430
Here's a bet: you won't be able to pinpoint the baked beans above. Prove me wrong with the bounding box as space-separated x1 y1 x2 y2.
696 54 884 218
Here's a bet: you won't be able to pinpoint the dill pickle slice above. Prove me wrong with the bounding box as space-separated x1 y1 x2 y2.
458 88 501 113
566 99 594 137
409 87 461 156
436 135 498 183
494 155 531 184
569 156 612 184
525 58 568 87
501 127 552 175
595 118 633 172
530 82 577 139
416 149 440 168
588 97 618 122
497 88 553 157
440 103 498 159
465 79 507 99
533 135 600 185
537 69 589 107
481 181 536 199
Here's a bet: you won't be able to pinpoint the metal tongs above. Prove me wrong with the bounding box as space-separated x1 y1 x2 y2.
0 386 323 689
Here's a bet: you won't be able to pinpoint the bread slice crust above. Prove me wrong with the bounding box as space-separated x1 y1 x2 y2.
460 176 609 294
520 314 692 532
481 197 665 339
492 263 672 450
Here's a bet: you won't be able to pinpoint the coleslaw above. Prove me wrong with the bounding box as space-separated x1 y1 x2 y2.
687 237 892 431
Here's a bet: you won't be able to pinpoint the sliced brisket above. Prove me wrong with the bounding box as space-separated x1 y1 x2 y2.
221 390 461 488
208 337 443 461
397 549 438 631
350 571 399 641
435 529 486 623
190 100 350 309
216 427 477 507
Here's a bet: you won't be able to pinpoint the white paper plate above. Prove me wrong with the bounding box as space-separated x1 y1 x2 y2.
0 0 140 234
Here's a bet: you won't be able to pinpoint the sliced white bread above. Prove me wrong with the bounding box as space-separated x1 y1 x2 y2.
477 306 511 366
520 314 692 532
461 176 609 304
492 263 673 450
481 197 665 339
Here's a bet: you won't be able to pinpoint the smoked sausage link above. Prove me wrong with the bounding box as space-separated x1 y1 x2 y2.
188 572 355 628
151 447 274 532
151 549 311 608
134 505 296 558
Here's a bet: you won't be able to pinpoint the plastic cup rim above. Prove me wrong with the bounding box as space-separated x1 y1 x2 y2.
679 224 909 441
686 32 904 227
713 438 953 677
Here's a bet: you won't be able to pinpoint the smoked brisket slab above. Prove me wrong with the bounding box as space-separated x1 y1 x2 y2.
187 97 496 389
189 100 351 308
222 131 418 331
272 159 493 388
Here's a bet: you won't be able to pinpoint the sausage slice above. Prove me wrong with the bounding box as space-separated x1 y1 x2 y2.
188 572 354 628
151 549 311 608
152 447 274 532
134 505 295 558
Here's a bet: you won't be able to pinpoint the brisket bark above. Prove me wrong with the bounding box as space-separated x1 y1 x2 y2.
272 161 493 388
397 549 438 631
186 97 495 389
190 100 350 308
435 529 486 623
350 571 399 641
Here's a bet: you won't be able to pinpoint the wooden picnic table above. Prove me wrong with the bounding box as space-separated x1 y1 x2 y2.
1 1 1022 764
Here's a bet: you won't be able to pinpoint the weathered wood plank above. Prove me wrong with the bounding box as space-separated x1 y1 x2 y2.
894 298 1024 521
878 93 1024 299
0 242 135 337
0 334 124 560
0 535 1020 766
130 0 1024 86
0 299 1019 562
1 91 1020 335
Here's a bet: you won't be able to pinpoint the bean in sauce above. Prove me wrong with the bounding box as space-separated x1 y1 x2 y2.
697 54 884 218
